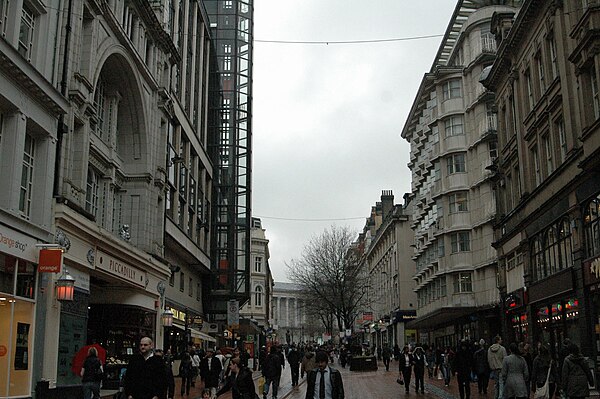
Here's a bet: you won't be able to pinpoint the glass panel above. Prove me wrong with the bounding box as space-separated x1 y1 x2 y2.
15 260 35 299
0 253 15 295
8 299 34 396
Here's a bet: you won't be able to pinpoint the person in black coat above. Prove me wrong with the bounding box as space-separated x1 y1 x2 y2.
124 337 167 399
399 346 414 394
287 345 301 386
200 348 223 398
154 349 175 399
304 350 344 399
453 340 474 399
413 347 426 394
216 357 256 399
262 346 283 399
473 341 490 395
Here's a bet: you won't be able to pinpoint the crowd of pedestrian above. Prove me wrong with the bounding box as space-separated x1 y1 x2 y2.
380 335 594 399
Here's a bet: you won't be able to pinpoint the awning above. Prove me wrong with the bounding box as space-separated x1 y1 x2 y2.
190 328 216 342
406 306 485 330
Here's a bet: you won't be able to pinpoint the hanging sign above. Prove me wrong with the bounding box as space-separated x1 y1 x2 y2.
38 249 63 273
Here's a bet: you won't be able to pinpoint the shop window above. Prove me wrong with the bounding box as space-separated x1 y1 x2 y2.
584 194 600 258
0 255 34 299
531 218 573 282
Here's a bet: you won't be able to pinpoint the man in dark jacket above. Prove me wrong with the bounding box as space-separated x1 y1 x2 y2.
453 340 474 399
473 341 490 395
262 346 283 399
561 343 593 399
305 350 344 399
124 337 167 399
200 348 222 398
287 345 301 386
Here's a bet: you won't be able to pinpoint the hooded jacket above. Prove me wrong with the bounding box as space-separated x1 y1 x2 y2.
487 343 507 370
561 353 592 398
301 351 316 376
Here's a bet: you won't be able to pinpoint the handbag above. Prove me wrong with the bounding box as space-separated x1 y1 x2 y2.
257 376 265 392
397 374 404 385
534 361 552 399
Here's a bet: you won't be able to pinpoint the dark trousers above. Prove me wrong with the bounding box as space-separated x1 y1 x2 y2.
180 376 192 396
477 372 489 394
290 364 300 386
457 374 471 399
383 358 390 371
401 367 412 392
414 370 425 393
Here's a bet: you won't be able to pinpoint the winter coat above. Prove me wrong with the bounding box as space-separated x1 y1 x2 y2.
216 366 256 399
200 356 222 389
263 352 283 378
488 343 507 370
124 354 167 399
382 347 392 360
473 347 490 375
561 354 593 398
287 349 301 366
501 354 529 399
453 347 474 378
301 352 316 376
530 355 557 390
413 353 426 375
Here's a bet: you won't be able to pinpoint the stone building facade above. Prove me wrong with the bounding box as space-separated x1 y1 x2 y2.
483 1 600 382
401 1 521 347
272 282 311 344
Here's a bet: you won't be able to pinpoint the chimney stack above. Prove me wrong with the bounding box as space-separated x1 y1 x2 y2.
381 190 394 218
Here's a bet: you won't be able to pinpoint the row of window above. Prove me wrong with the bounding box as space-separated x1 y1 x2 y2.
417 272 472 308
169 270 202 301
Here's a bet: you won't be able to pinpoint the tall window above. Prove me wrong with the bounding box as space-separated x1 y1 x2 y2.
188 277 193 297
166 122 177 219
18 5 35 60
442 79 461 100
453 272 472 293
584 195 600 258
548 35 558 79
444 115 464 137
531 218 573 281
254 285 263 307
556 119 567 163
489 141 498 161
0 0 9 36
19 134 35 217
537 55 545 92
254 256 262 273
592 66 600 119
447 153 466 174
526 70 534 111
543 135 554 175
532 145 541 187
450 231 470 253
85 168 100 217
179 272 185 292
449 191 468 213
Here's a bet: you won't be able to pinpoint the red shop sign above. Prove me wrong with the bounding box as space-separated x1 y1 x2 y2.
38 249 63 273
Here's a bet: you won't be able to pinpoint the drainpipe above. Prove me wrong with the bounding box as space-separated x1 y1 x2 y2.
53 0 73 197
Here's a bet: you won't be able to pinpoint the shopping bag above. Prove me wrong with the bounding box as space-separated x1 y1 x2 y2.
258 376 265 392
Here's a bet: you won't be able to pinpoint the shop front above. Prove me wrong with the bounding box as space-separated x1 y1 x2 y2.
583 255 600 387
0 225 39 398
505 288 529 344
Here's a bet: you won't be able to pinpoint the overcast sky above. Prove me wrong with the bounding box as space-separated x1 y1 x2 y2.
252 1 457 282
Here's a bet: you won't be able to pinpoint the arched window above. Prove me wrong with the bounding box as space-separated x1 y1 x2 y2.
584 195 600 258
254 285 263 307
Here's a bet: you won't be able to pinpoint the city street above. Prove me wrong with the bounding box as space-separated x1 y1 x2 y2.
169 358 493 399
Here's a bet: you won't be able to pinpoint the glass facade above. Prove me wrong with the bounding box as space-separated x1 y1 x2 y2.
205 0 253 312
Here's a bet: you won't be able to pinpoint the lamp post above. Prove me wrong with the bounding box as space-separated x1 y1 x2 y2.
162 308 174 327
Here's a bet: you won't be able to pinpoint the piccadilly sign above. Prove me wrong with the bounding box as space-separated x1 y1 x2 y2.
95 250 146 287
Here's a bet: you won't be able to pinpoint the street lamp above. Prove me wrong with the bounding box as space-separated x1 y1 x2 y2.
162 308 174 327
56 269 75 301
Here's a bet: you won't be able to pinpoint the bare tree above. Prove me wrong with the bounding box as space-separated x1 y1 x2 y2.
287 225 368 334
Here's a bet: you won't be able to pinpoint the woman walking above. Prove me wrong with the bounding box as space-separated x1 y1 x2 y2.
80 347 103 399
531 344 558 399
413 347 426 394
501 343 529 399
399 346 414 394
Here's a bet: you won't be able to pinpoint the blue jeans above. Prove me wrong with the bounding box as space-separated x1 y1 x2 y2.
263 375 280 398
442 364 451 385
82 381 100 399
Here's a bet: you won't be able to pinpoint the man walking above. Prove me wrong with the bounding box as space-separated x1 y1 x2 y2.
305 350 344 399
287 344 301 386
124 337 167 399
200 348 222 399
263 346 283 399
382 345 392 371
488 335 507 399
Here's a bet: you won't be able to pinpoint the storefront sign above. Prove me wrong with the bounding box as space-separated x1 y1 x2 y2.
394 310 417 322
38 249 63 273
363 311 373 321
0 226 38 262
95 250 146 287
